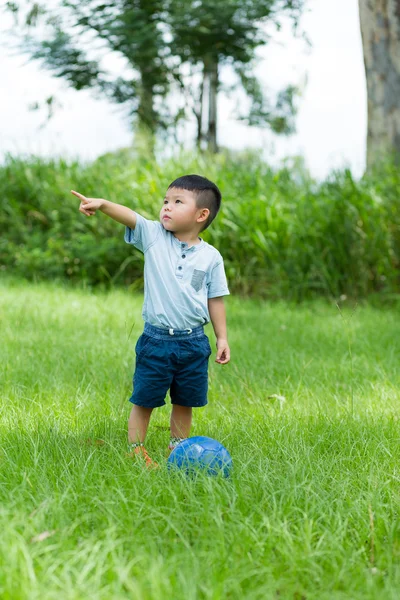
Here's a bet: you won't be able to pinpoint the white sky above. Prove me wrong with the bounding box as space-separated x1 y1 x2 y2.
0 0 366 179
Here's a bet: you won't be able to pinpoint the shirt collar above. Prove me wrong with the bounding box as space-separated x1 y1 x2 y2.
172 234 204 252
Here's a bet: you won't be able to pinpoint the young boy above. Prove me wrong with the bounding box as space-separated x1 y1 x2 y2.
71 174 230 468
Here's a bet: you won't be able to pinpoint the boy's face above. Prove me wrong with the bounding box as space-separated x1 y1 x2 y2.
160 187 209 233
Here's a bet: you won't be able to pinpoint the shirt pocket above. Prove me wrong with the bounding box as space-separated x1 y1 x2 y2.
190 269 206 292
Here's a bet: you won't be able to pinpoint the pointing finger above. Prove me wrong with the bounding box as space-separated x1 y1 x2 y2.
71 190 88 202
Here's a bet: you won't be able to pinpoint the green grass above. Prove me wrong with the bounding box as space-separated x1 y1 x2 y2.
1 278 400 599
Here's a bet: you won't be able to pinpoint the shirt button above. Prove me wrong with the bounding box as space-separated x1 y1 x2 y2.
182 254 186 258
178 266 182 270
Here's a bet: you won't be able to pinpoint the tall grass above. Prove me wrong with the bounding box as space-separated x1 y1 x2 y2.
1 149 399 300
1 279 400 598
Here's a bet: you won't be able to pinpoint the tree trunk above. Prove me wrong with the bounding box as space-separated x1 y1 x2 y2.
195 70 205 149
137 80 156 133
136 77 156 155
359 0 400 168
206 58 218 153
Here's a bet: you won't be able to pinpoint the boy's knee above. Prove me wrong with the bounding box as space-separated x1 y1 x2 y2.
128 405 154 418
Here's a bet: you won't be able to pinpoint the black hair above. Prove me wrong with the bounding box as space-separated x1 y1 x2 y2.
167 174 221 232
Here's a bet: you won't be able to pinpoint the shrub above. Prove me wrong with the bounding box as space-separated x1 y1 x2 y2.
1 149 399 300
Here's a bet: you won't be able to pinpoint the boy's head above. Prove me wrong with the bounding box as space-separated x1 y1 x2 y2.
160 174 221 236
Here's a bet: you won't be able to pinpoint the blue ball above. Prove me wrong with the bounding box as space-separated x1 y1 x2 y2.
168 436 232 478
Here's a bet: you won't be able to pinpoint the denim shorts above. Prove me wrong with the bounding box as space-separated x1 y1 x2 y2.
129 322 212 408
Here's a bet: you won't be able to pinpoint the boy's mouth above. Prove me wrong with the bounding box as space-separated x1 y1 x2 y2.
163 216 171 220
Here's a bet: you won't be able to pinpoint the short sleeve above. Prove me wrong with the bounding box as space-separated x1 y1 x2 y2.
124 212 160 254
207 259 230 299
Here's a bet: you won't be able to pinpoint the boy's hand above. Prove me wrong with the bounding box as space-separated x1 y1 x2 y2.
71 190 104 217
215 339 230 365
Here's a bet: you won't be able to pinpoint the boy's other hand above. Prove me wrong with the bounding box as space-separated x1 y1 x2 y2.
215 339 230 365
71 190 104 217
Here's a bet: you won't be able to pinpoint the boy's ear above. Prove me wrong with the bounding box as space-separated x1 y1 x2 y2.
197 208 210 223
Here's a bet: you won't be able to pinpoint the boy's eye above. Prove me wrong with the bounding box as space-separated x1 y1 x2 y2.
164 199 181 203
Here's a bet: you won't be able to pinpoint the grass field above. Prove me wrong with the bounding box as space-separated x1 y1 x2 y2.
1 279 400 599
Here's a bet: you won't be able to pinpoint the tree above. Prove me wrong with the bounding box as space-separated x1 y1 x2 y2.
4 0 174 142
4 0 304 152
359 0 400 168
169 0 304 152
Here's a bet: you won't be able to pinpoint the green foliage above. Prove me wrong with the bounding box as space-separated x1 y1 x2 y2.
5 0 304 142
1 150 399 300
168 0 304 138
6 0 171 134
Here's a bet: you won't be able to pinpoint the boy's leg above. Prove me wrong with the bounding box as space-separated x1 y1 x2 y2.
169 334 210 449
128 405 158 468
170 404 192 438
169 405 192 449
128 405 154 444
